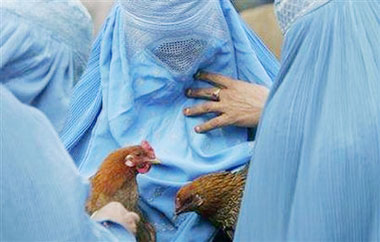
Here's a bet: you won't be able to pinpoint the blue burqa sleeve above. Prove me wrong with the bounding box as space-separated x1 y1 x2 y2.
0 85 135 241
60 0 279 241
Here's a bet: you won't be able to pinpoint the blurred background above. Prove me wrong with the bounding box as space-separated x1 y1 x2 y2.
80 0 282 58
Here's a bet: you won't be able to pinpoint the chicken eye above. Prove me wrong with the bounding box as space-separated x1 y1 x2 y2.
185 196 193 204
136 152 142 157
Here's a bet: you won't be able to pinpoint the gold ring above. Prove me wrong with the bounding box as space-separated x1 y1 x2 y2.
211 88 221 101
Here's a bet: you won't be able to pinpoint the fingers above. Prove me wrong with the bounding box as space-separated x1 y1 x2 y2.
195 115 229 133
195 71 234 88
186 87 222 101
125 221 137 235
126 212 140 223
184 102 221 116
123 212 140 235
92 202 141 235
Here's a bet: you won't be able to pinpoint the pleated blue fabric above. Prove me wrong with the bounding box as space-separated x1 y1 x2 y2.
0 85 135 241
0 0 93 132
235 1 380 241
60 0 279 241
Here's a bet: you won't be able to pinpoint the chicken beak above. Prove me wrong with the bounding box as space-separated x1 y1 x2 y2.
175 202 190 216
175 207 185 216
175 194 203 216
150 158 161 165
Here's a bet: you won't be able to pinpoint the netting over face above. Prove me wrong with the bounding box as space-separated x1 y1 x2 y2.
152 38 207 73
274 0 331 34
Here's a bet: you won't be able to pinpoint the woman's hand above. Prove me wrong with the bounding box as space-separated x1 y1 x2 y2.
184 72 269 133
91 202 140 235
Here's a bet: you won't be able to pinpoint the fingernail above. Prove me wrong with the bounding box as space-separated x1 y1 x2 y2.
185 88 192 96
183 108 190 115
195 126 201 133
193 71 201 80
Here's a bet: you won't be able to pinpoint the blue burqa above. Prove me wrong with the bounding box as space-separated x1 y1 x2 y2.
0 0 93 132
60 0 279 241
235 1 380 241
0 85 135 241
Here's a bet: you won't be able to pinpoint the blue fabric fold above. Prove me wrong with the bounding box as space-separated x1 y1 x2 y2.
235 1 380 241
0 85 135 241
61 1 279 241
0 0 93 132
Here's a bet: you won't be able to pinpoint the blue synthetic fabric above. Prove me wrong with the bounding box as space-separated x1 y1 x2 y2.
0 85 135 241
0 0 93 132
235 1 380 241
60 0 279 241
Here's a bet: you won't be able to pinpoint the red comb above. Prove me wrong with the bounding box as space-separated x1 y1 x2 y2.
141 140 155 158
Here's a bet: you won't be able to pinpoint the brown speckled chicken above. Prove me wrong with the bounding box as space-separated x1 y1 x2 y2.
175 165 248 240
86 141 161 242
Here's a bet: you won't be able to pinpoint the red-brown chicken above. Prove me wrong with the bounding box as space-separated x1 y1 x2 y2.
86 141 160 242
175 165 248 240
